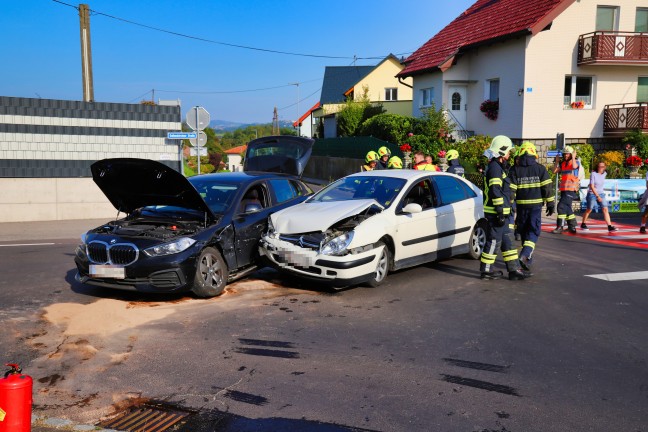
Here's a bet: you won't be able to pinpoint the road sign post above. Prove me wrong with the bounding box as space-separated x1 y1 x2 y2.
186 107 210 174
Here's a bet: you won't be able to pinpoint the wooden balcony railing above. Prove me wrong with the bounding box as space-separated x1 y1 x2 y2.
603 103 648 135
578 32 648 65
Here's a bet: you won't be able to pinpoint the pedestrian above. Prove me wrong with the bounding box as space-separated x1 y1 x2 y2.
552 145 580 234
413 152 437 171
387 156 403 169
445 150 465 177
361 151 379 172
638 170 648 234
479 135 531 281
580 161 617 232
509 142 555 270
376 146 391 170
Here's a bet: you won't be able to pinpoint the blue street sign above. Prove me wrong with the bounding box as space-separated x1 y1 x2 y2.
167 132 197 139
547 150 562 157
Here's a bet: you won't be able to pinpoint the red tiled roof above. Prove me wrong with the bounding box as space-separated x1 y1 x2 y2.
224 145 247 154
293 102 321 127
398 0 575 77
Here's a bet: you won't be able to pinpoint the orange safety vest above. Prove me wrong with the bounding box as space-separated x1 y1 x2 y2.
559 160 579 192
414 162 438 171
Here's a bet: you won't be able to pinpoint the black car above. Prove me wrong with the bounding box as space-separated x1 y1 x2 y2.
74 136 314 298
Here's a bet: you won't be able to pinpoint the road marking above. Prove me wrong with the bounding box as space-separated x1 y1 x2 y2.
0 243 56 247
585 271 648 281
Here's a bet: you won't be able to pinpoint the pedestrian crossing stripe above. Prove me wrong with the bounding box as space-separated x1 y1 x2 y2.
585 271 648 281
541 221 648 250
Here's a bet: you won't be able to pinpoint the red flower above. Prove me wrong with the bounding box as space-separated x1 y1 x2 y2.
400 143 412 152
438 150 447 158
625 155 643 167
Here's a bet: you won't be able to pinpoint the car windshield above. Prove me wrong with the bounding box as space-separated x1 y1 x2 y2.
309 176 406 208
189 178 240 214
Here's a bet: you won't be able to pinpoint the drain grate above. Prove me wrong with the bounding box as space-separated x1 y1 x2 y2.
97 402 195 432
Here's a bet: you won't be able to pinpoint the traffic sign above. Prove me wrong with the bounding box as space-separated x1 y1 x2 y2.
189 131 207 148
190 147 208 157
167 132 197 139
547 150 562 157
186 106 210 131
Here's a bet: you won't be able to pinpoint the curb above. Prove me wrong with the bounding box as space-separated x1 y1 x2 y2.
32 414 118 432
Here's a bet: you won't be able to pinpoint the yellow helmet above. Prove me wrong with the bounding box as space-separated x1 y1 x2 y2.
519 141 538 157
488 135 513 157
378 146 391 158
446 149 459 161
387 156 403 169
365 151 379 163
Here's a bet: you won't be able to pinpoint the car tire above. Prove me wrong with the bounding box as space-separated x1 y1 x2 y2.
467 221 487 260
192 247 228 298
367 241 390 287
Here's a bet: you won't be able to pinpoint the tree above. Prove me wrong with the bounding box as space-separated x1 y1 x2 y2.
336 86 385 137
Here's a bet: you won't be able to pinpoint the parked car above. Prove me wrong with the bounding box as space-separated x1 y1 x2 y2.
259 170 487 288
75 136 313 297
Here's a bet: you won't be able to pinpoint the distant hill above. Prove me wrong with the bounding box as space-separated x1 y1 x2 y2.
210 119 295 132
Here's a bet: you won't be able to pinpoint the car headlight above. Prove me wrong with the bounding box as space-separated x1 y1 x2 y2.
80 232 88 244
144 237 196 257
321 232 354 256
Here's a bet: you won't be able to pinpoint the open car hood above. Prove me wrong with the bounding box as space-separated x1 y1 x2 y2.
272 199 381 234
91 158 213 216
244 136 314 177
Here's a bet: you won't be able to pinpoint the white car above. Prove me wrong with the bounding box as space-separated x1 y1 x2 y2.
259 170 487 288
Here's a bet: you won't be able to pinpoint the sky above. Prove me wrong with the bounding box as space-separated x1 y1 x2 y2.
1 0 475 124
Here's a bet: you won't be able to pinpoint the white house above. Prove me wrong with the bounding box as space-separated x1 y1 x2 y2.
224 144 247 172
398 0 648 144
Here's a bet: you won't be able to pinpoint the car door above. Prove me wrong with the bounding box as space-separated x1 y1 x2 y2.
430 175 477 251
233 182 273 269
392 178 442 264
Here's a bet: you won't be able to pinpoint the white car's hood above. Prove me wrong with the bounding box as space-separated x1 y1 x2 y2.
273 199 382 234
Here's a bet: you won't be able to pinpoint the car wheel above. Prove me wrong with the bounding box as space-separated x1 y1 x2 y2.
467 221 487 260
367 241 390 287
192 247 228 298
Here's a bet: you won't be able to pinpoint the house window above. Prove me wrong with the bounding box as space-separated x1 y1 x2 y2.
596 6 618 31
636 8 648 32
638 77 648 103
486 79 500 101
420 88 434 107
385 88 398 101
564 76 593 108
451 92 462 111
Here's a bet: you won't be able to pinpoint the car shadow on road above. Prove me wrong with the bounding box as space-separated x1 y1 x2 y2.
422 259 485 279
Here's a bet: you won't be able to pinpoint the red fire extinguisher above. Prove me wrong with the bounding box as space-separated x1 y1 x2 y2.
0 363 33 432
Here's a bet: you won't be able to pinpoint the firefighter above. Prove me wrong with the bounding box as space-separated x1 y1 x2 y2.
376 146 391 170
552 145 580 233
361 151 379 172
387 156 403 169
480 135 531 281
509 141 555 270
445 150 465 177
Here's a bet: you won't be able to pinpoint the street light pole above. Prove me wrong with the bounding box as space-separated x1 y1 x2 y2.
290 82 300 137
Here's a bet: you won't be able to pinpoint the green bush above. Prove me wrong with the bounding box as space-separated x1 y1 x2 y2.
573 143 594 174
357 113 413 144
623 129 648 159
448 135 492 173
336 87 385 137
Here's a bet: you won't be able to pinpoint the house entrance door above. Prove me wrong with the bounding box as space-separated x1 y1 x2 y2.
448 86 467 130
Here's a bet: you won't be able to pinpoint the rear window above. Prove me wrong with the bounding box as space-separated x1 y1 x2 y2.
269 179 300 204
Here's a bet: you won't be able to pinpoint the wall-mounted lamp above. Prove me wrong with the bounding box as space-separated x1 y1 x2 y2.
518 88 524 96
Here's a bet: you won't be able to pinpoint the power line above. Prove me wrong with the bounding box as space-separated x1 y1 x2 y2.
51 0 411 60
278 88 321 111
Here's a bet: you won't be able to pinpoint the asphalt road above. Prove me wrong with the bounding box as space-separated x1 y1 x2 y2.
2 217 647 432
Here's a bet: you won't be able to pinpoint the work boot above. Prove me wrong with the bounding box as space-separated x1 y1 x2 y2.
568 225 577 234
480 271 504 280
519 256 531 271
552 226 564 234
509 269 532 280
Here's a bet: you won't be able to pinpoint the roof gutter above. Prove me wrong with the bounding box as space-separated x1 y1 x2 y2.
398 76 412 89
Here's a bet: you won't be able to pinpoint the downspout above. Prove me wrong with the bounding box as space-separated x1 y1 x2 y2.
398 77 413 89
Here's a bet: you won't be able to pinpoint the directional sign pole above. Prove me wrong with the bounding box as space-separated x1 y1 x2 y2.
196 107 200 174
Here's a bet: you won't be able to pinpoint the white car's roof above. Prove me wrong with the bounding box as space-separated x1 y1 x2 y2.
346 169 454 181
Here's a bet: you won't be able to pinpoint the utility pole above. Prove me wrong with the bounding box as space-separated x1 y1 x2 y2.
272 107 279 135
78 4 94 102
290 82 300 137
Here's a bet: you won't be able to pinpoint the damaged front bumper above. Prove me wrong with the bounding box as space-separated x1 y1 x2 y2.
259 236 381 287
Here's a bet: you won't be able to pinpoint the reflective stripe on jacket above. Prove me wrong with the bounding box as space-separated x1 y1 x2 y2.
414 162 438 171
509 155 555 207
483 159 512 215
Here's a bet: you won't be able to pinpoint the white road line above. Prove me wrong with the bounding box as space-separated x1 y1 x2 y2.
0 243 56 247
585 271 648 281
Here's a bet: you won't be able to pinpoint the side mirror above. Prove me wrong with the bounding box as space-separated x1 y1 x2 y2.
244 203 263 213
402 203 422 214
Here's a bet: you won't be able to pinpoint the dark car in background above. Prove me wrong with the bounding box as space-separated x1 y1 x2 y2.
74 136 313 297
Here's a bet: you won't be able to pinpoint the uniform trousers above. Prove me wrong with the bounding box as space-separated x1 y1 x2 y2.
557 191 577 228
480 214 521 273
516 206 542 262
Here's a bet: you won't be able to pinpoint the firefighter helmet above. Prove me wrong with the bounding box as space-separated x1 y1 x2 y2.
387 156 403 169
377 146 391 158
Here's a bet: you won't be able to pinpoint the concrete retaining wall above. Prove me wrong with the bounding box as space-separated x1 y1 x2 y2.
0 178 115 222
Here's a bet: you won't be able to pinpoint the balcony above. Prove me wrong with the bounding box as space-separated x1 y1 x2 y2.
578 32 648 65
603 103 648 136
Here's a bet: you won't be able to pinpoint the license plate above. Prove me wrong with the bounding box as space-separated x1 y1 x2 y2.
281 250 315 268
90 264 125 279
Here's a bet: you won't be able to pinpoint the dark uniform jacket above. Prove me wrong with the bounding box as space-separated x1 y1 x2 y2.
484 158 512 215
375 160 388 170
446 160 465 177
509 155 554 208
